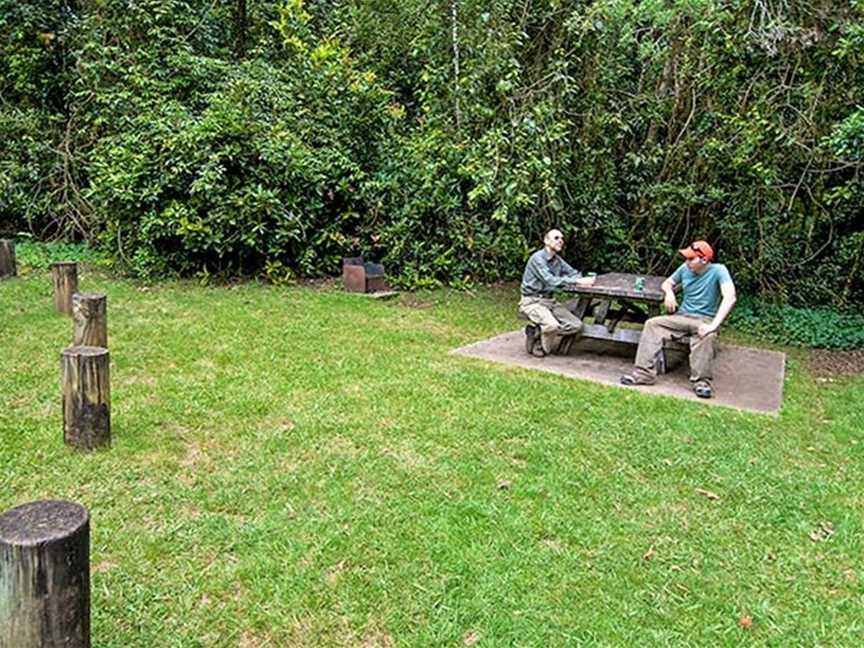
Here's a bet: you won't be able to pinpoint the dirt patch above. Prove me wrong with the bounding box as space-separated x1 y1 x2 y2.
238 629 273 648
360 620 395 648
325 560 348 586
397 293 436 309
181 442 206 468
93 560 118 574
382 443 428 469
296 277 339 291
807 349 864 379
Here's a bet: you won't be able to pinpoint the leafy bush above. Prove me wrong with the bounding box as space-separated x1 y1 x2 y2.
730 297 864 350
84 38 395 279
1 0 862 307
13 237 110 270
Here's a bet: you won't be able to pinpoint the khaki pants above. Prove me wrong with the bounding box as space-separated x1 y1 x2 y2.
632 314 716 384
518 296 583 354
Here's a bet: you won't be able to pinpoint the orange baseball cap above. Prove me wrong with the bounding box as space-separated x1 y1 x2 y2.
679 240 714 261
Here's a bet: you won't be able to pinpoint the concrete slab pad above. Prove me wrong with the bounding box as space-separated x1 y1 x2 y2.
452 330 786 415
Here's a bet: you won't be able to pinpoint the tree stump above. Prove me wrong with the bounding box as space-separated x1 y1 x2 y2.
0 500 91 648
0 239 15 278
62 346 111 449
51 262 79 315
72 293 107 348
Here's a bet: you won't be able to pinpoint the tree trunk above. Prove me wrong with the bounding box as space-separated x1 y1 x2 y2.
62 346 110 450
0 239 15 278
234 0 247 58
72 293 107 348
0 500 91 648
51 262 79 315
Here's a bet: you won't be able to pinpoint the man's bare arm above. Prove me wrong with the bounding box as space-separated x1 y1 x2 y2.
661 277 678 313
698 282 737 337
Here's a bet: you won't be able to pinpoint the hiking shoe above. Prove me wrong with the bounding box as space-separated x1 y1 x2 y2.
620 373 655 386
525 325 539 355
693 381 713 398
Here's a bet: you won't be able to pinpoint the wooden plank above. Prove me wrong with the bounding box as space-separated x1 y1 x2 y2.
605 309 625 333
618 299 651 323
564 272 664 302
580 323 642 345
592 300 610 325
570 297 592 320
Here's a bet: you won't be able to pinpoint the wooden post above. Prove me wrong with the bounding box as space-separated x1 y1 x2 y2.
0 239 15 278
73 293 107 348
51 262 79 315
62 346 110 449
0 500 91 648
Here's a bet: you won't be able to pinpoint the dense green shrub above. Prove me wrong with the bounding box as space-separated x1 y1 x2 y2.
730 297 864 351
13 236 109 270
86 52 395 279
1 0 862 308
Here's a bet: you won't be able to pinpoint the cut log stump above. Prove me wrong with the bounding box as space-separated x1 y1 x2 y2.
51 262 79 315
73 293 107 348
62 346 110 450
0 500 91 648
0 239 15 278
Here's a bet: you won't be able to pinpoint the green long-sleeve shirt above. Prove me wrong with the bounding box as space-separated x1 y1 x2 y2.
520 249 582 297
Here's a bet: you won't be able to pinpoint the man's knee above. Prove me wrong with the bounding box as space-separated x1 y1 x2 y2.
543 321 564 335
643 317 661 334
560 317 583 334
691 333 715 353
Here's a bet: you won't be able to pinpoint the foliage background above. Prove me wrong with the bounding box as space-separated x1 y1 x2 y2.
1 0 862 306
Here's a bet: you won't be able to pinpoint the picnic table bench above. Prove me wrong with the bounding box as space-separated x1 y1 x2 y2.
561 272 689 373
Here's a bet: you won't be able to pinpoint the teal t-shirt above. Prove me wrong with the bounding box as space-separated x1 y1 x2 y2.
670 262 733 318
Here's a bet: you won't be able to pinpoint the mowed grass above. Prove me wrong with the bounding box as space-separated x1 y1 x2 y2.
1 269 863 647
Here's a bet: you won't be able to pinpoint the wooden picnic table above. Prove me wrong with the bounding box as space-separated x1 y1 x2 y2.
562 272 666 346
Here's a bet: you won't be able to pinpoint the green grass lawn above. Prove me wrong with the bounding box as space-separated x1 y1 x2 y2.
2 268 863 647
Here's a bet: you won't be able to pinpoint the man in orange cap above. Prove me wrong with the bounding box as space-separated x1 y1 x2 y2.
620 240 736 398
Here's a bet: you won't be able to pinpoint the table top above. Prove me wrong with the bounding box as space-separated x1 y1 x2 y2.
564 272 665 301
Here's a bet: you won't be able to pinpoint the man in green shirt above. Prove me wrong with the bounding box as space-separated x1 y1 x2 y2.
621 240 737 398
519 229 595 356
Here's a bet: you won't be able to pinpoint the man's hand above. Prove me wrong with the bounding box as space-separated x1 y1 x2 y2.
663 291 678 314
573 275 595 287
697 322 718 338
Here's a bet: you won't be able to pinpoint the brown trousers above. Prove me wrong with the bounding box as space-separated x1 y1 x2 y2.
632 314 716 384
518 296 583 354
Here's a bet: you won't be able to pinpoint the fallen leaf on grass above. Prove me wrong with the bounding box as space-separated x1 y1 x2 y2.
463 630 480 646
93 560 117 574
695 488 720 500
809 521 834 542
642 545 656 561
